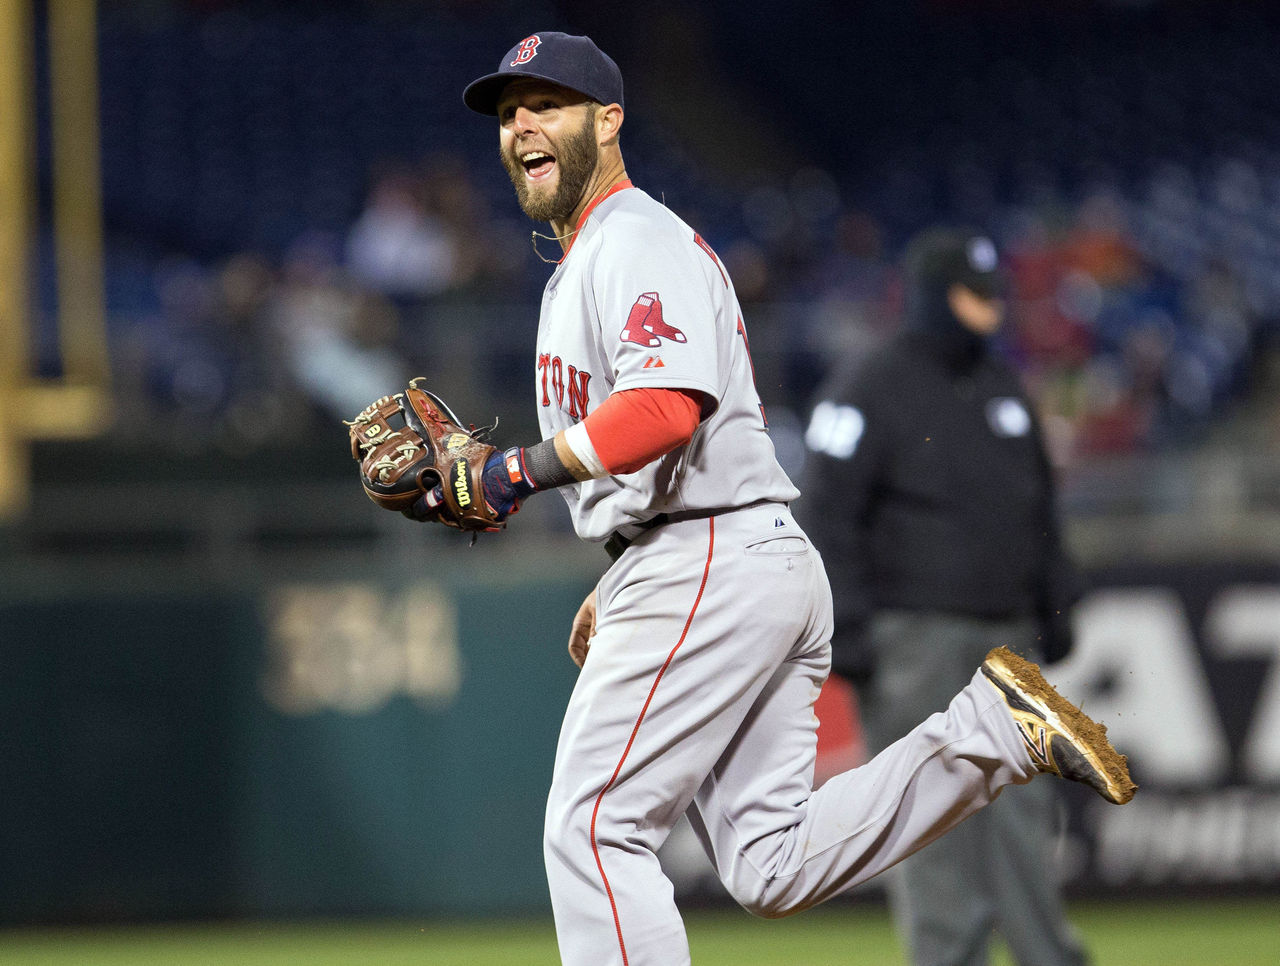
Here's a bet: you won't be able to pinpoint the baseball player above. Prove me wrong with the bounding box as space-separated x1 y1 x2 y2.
448 32 1134 966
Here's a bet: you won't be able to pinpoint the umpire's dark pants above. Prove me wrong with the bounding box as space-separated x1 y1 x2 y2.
859 611 1091 966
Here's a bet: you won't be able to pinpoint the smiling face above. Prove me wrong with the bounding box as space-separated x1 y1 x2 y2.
497 80 601 225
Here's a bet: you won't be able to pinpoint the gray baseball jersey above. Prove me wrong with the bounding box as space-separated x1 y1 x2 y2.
534 183 798 542
534 184 1043 966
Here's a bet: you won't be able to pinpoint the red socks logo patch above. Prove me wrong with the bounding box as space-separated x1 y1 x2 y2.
620 292 687 347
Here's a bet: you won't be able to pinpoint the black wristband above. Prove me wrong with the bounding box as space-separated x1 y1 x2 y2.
521 437 579 491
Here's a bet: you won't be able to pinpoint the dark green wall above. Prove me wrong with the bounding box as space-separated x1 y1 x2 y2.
1 570 594 924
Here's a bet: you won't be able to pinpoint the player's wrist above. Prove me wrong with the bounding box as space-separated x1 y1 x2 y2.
516 438 579 490
485 438 583 520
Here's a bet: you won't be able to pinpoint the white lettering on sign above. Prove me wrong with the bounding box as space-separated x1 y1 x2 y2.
1046 587 1230 785
1092 789 1280 884
262 581 463 715
1205 586 1280 782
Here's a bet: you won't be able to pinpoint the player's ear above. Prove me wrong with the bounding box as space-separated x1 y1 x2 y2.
596 102 623 146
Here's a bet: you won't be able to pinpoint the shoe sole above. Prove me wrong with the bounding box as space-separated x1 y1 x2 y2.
982 646 1137 805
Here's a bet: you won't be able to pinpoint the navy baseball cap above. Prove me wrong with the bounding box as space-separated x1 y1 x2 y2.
463 32 623 116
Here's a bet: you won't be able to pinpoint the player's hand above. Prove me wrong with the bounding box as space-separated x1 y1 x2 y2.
568 589 597 668
403 484 446 522
480 450 532 522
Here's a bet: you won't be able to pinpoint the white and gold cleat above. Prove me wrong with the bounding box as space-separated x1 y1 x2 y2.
981 646 1137 805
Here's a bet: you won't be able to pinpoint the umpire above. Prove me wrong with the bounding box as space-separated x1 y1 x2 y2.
799 227 1091 966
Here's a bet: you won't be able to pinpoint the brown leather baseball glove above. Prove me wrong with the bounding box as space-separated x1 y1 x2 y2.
346 379 504 531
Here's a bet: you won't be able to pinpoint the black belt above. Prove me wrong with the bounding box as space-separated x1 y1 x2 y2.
604 500 776 562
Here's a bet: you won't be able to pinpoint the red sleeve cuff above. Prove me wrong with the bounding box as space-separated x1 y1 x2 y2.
581 387 704 475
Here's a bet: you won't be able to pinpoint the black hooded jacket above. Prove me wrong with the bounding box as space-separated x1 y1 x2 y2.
798 304 1082 682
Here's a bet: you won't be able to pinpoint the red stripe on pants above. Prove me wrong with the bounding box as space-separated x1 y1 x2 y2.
588 519 716 965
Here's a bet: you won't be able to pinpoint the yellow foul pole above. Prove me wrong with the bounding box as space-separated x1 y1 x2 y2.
0 0 111 521
49 0 109 387
0 0 36 517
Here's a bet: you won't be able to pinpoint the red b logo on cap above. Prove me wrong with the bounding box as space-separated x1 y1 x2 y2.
510 35 541 66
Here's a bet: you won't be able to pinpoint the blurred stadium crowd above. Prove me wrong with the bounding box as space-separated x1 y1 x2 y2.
55 0 1280 473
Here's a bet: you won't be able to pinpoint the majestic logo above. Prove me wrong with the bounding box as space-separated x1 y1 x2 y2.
509 35 541 66
450 458 472 507
620 292 686 347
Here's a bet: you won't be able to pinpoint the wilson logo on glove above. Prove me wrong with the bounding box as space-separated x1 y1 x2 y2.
451 458 473 508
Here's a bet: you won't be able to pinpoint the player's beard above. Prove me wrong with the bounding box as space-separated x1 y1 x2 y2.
503 112 599 224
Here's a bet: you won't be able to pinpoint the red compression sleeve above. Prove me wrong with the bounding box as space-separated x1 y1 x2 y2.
582 387 704 475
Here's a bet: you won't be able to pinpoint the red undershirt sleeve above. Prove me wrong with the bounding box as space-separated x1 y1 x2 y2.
580 387 704 475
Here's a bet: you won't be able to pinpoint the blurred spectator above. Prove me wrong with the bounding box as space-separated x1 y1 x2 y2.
810 209 898 340
791 209 898 401
89 2 1280 471
344 163 463 302
210 252 305 451
415 148 523 297
111 251 299 454
271 231 409 422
